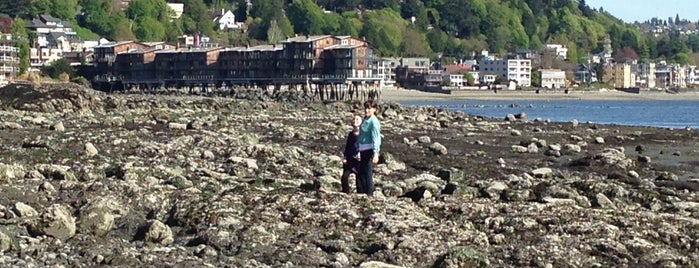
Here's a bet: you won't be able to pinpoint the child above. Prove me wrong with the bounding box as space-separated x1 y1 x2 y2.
356 100 381 196
340 114 362 193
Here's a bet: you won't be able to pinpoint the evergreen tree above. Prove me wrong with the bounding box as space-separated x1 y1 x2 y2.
11 18 30 75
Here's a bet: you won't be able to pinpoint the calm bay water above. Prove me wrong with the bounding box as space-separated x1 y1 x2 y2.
398 99 699 129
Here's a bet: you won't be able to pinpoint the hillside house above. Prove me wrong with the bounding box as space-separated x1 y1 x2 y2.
26 15 76 48
213 9 244 30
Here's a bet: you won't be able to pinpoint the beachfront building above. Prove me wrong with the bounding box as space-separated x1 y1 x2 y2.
540 69 566 89
603 63 632 88
0 34 19 83
480 58 532 87
632 62 656 88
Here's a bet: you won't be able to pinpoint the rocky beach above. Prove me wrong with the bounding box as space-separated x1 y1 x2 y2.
0 82 697 267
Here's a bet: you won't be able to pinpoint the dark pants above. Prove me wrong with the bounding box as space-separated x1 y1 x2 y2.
340 169 353 193
357 150 375 196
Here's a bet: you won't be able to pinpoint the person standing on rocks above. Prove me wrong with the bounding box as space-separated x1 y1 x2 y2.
356 100 381 196
340 114 362 193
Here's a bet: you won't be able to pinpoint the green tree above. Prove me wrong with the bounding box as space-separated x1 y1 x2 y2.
133 17 166 41
11 18 30 75
426 28 447 53
360 8 406 56
287 0 325 34
400 27 431 56
182 0 215 37
42 58 75 78
266 19 284 44
51 0 80 21
463 72 475 86
79 0 118 36
126 0 170 21
0 0 32 18
112 16 136 40
531 69 541 87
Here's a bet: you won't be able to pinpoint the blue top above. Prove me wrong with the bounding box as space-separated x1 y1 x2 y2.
356 115 381 153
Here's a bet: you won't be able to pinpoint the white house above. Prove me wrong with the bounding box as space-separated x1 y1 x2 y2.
540 69 566 89
213 9 243 30
167 3 184 19
544 44 568 60
443 73 464 87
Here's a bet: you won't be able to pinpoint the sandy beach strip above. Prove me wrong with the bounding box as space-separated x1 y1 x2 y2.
380 88 699 102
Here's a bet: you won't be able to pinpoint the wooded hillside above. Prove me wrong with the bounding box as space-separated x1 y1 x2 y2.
2 0 699 63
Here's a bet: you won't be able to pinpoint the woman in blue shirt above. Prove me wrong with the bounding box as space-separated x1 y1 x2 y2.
356 100 381 196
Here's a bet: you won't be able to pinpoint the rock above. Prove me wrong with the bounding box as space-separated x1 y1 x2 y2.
168 122 187 130
0 121 22 129
78 197 127 237
428 142 448 155
564 144 581 153
594 137 605 144
511 145 528 153
417 136 431 143
0 163 26 182
531 168 553 178
12 202 39 217
84 142 98 157
638 155 651 163
50 121 65 131
143 220 174 245
483 181 508 199
0 230 18 252
527 143 539 153
510 129 522 136
28 204 76 240
593 193 617 209
505 114 517 121
359 261 406 268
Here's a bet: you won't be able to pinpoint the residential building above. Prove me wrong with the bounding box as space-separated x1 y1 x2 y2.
167 3 184 19
25 14 76 48
321 37 373 79
153 47 221 82
603 63 632 88
544 44 568 60
101 35 380 89
479 58 532 87
0 34 19 82
218 45 284 82
540 69 566 89
573 64 597 83
632 62 656 88
480 74 497 85
377 57 431 86
29 47 63 70
93 41 150 76
213 9 244 30
443 73 464 87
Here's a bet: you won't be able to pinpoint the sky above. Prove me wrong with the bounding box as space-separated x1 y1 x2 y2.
585 0 699 23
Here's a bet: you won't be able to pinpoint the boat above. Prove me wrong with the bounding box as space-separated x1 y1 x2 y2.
615 87 640 94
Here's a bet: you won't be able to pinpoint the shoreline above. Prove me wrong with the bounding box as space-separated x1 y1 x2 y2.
380 87 699 102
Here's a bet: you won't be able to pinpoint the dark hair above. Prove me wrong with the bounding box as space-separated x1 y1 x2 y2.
364 99 378 110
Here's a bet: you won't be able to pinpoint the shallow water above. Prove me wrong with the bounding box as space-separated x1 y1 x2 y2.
399 99 699 129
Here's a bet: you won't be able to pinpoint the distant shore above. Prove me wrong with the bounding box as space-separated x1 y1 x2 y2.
380 87 699 102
